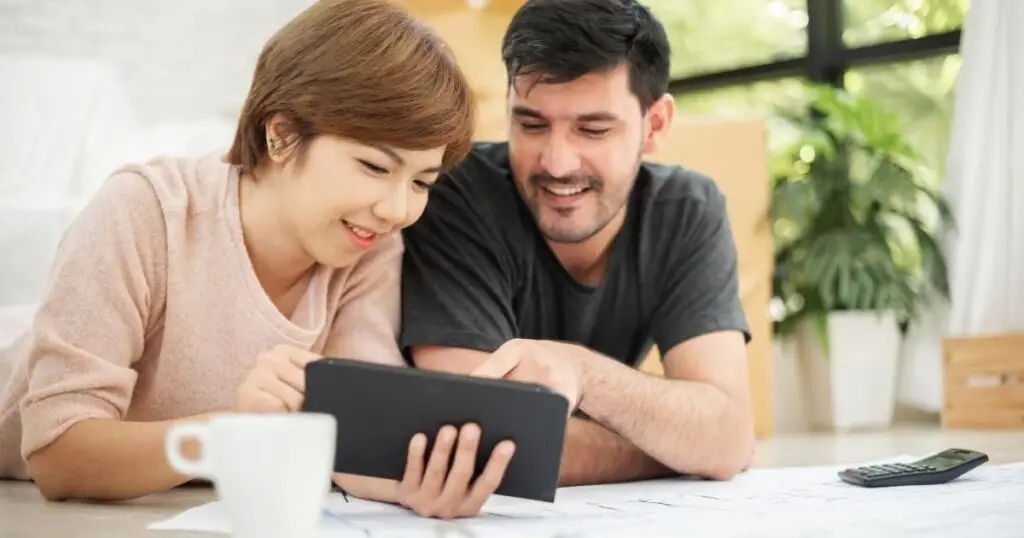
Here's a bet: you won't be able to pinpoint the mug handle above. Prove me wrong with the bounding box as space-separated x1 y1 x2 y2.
165 423 213 478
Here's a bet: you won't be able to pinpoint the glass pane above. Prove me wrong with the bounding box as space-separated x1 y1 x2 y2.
675 78 811 155
844 54 962 181
843 0 970 48
646 0 808 79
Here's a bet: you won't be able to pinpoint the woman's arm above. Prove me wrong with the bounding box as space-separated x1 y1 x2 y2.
332 474 400 503
28 414 214 501
18 171 173 501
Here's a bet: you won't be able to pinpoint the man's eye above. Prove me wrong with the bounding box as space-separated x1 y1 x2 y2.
521 123 547 131
580 128 610 137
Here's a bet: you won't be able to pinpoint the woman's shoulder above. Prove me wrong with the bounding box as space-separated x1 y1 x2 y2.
99 152 235 219
327 232 404 289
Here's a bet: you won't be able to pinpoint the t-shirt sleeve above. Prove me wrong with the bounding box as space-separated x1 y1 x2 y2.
19 172 166 460
398 173 519 356
322 234 406 367
650 181 751 356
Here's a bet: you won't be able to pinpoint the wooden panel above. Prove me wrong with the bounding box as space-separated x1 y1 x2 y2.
943 333 1024 429
403 0 523 141
406 2 775 438
638 117 775 439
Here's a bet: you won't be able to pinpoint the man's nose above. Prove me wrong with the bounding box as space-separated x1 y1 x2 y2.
539 136 582 178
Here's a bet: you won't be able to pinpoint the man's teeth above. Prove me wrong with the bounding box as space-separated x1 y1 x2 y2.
543 185 587 196
344 221 375 239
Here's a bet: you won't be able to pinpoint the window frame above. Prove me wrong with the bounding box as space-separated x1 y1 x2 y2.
666 0 963 95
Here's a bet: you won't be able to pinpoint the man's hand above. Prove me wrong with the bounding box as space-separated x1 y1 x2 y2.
471 339 583 413
235 345 321 413
396 424 515 519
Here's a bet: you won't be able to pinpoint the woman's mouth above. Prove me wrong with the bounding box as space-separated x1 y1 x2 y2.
342 220 378 248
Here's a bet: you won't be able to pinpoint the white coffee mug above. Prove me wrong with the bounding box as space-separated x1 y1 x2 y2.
166 413 337 538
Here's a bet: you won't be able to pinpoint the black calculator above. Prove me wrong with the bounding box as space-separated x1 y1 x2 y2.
838 448 989 487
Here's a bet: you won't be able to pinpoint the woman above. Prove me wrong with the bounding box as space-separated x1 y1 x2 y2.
0 0 512 520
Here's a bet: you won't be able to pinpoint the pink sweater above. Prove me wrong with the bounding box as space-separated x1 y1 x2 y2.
0 154 406 480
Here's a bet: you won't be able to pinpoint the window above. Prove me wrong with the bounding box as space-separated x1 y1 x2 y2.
845 54 961 181
674 78 810 155
842 0 970 48
646 0 808 78
663 0 965 184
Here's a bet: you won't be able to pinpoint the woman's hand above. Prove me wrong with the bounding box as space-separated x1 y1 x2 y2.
397 423 515 519
235 345 321 413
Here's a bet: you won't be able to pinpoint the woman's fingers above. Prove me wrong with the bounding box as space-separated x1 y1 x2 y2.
401 426 517 520
434 424 481 519
401 433 428 493
254 369 305 411
420 425 458 495
269 356 306 393
459 440 516 517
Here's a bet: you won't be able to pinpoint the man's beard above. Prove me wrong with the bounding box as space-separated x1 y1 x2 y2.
524 172 622 244
520 146 643 245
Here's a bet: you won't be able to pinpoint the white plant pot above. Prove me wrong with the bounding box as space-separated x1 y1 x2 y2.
796 311 901 431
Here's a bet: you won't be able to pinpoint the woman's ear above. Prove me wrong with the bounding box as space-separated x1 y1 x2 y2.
265 113 298 164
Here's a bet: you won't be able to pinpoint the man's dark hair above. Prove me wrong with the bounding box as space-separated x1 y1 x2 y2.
500 0 671 112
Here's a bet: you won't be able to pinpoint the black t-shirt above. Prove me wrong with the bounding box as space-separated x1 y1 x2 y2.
399 142 750 368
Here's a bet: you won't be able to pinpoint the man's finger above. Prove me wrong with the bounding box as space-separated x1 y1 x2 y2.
470 351 519 379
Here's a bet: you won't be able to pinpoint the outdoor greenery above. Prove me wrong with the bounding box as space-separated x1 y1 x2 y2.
768 84 955 335
642 0 968 335
648 0 969 178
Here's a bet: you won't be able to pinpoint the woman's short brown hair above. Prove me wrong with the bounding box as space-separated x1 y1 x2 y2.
227 0 475 173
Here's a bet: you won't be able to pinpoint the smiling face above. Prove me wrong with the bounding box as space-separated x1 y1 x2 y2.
267 120 444 269
507 64 673 245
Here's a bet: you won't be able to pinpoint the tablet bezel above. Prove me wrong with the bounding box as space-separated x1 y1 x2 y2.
303 357 569 502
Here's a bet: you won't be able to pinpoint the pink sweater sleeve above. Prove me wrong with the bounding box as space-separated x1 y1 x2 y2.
19 172 166 459
322 234 406 366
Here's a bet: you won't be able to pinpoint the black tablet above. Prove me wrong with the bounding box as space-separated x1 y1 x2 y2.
303 358 569 502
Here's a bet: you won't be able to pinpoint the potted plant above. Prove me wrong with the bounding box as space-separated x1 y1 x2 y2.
769 84 954 431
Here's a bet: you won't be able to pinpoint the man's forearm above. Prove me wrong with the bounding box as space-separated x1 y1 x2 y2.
559 417 675 486
27 414 215 502
560 344 753 480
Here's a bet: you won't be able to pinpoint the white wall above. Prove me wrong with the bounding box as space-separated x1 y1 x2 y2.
0 1 319 306
0 0 314 124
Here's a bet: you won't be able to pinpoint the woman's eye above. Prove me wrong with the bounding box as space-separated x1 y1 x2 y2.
359 160 389 175
413 180 434 191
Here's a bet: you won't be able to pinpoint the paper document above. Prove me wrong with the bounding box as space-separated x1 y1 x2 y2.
149 457 1024 537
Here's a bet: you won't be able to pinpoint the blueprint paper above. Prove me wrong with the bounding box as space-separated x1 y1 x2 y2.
149 457 1024 537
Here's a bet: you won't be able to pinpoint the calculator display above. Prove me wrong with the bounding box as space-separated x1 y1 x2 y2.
919 450 975 470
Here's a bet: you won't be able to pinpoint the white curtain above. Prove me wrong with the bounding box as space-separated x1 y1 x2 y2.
898 0 1024 412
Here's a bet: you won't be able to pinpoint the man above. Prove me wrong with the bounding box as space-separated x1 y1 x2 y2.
400 0 755 486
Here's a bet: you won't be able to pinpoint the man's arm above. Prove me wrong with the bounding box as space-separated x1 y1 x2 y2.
412 346 675 486
559 174 755 480
555 332 755 480
558 416 675 486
